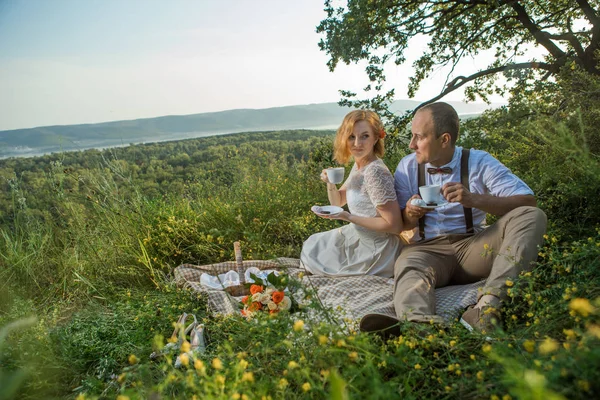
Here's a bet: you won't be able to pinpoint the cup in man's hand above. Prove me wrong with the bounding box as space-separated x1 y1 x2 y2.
326 167 345 184
419 185 442 205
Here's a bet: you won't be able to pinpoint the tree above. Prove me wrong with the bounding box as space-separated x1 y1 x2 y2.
317 0 600 123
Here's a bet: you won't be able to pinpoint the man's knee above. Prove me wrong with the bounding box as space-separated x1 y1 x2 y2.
510 205 546 223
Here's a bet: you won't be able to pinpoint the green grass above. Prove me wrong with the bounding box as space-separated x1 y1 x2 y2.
0 125 599 399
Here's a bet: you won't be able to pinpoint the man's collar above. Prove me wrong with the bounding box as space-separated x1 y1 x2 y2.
426 147 461 170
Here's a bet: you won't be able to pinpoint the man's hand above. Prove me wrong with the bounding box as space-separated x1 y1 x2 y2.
442 182 476 207
405 195 431 219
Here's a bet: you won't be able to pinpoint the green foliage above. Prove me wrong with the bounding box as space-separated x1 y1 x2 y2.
461 68 600 239
317 0 600 128
0 124 599 399
0 316 37 400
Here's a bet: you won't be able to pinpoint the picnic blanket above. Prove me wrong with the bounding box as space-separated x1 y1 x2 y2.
174 258 484 323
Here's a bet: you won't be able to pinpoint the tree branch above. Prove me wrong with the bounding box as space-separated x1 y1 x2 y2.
576 0 600 26
414 62 556 113
509 2 567 60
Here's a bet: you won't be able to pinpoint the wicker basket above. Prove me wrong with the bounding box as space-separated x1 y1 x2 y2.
224 242 251 297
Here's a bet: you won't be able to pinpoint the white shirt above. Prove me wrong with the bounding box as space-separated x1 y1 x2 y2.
394 147 534 242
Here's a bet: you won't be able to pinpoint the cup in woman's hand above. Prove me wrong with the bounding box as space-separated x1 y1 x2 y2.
419 185 441 205
326 167 345 184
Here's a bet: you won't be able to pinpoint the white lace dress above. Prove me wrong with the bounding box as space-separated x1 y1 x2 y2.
300 159 402 278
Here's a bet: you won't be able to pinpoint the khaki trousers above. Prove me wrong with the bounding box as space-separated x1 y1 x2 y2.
393 206 547 323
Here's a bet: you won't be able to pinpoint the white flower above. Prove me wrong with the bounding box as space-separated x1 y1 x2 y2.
259 293 271 304
267 301 278 310
265 287 275 295
279 296 292 311
251 293 262 302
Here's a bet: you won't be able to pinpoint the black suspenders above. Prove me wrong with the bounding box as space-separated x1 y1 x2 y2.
417 149 473 240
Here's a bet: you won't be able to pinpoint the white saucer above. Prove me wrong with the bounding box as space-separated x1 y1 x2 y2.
311 205 343 216
410 198 449 209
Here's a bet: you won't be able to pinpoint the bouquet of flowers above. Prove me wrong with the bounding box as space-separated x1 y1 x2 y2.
240 271 292 318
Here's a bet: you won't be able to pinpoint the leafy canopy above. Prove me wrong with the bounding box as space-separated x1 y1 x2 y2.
318 0 600 118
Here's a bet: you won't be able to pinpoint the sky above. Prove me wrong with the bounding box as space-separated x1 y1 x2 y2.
0 0 499 131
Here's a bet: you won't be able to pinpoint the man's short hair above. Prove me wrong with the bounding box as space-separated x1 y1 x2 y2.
418 102 460 145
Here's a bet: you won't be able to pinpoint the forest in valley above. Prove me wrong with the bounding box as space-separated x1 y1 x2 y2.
2 1 600 399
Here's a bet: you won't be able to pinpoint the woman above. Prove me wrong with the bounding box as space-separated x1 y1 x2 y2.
300 110 403 278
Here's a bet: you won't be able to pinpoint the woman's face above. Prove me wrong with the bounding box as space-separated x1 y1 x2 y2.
347 120 379 160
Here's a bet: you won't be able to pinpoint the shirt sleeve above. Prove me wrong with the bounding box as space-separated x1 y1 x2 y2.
364 162 398 206
478 152 534 197
394 157 414 210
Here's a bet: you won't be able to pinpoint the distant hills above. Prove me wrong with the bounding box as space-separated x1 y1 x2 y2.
0 100 501 159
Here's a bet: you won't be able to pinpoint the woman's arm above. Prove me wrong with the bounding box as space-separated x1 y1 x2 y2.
325 200 403 235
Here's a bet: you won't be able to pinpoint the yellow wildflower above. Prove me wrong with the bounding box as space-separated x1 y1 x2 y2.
117 396 130 400
194 359 205 372
523 340 535 353
587 324 600 339
212 358 223 370
238 359 249 369
302 382 311 392
569 298 595 317
449 340 457 347
505 280 514 287
482 344 492 353
278 378 288 388
293 320 305 332
539 338 559 355
349 352 359 361
288 361 299 369
470 354 476 360
577 380 590 392
128 354 138 365
477 371 484 380
503 395 512 400
181 341 191 353
414 364 422 370
178 353 189 367
318 335 328 345
242 372 254 382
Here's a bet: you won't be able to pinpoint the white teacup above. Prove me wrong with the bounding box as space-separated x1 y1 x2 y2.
326 167 345 184
419 185 442 205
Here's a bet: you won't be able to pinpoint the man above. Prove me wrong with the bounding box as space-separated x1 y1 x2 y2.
360 102 547 335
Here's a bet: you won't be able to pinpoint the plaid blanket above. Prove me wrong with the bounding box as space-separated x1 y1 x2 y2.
174 258 483 322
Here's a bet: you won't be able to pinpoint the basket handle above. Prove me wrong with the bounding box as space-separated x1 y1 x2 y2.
234 241 244 284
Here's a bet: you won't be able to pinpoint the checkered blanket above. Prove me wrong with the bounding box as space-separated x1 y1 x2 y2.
174 258 483 322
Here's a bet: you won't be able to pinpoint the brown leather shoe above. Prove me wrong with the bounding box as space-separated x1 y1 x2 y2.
359 313 402 341
460 305 502 334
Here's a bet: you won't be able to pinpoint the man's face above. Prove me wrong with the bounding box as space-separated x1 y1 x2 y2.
409 109 446 165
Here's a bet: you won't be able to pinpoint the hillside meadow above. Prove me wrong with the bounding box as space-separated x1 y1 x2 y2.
0 115 599 399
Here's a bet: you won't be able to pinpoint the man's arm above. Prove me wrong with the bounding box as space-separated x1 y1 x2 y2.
442 182 536 216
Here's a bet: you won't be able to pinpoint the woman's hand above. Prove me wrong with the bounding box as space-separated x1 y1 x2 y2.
317 210 350 221
320 169 331 184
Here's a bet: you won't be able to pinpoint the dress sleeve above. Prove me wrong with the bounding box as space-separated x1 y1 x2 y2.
364 162 398 206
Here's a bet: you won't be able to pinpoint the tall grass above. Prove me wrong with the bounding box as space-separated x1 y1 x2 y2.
0 122 598 399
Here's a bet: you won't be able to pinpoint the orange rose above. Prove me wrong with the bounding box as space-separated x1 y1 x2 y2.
241 295 249 304
272 291 285 304
270 309 279 314
249 302 262 312
250 284 264 295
